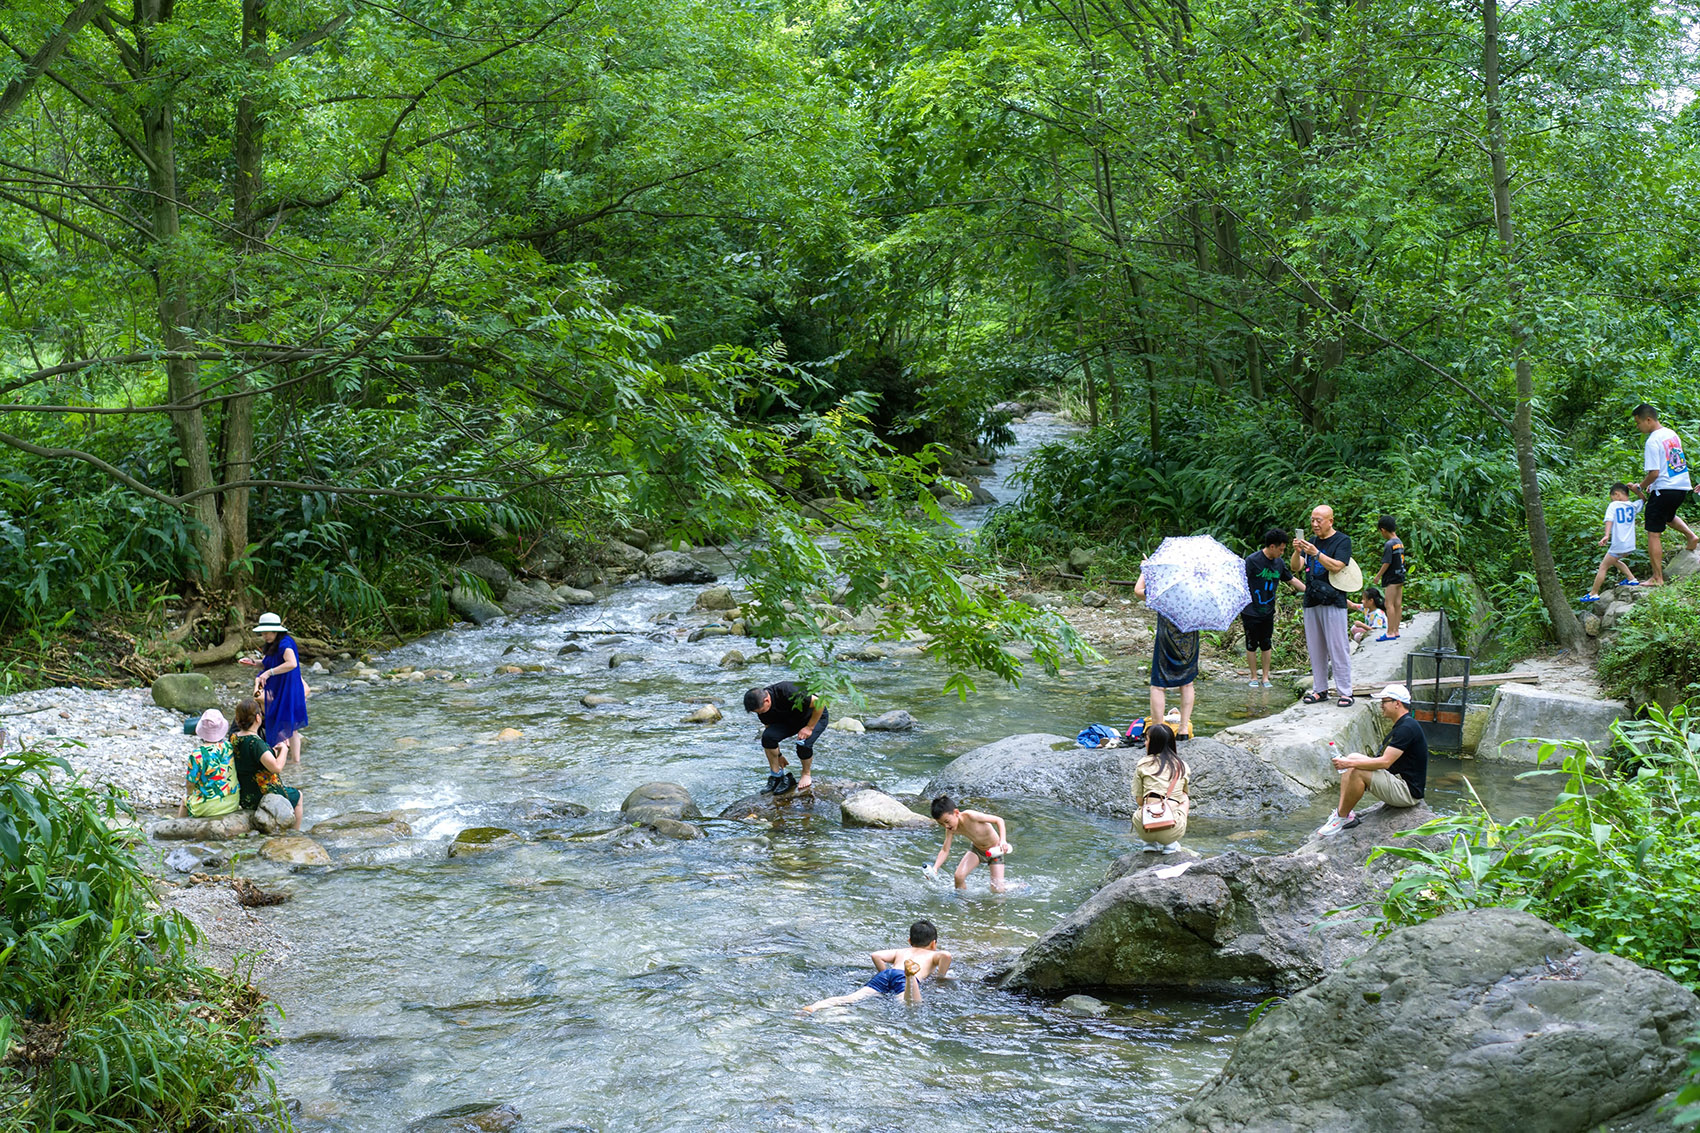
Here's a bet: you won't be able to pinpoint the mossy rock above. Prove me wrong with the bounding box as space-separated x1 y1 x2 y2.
448 827 522 857
151 672 223 714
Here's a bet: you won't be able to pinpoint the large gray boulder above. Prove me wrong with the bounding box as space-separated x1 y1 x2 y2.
922 734 1305 820
449 586 504 626
620 782 702 825
864 709 917 732
997 803 1439 995
1476 684 1628 764
595 539 647 569
840 789 932 829
151 672 223 714
1158 908 1700 1133
459 555 512 600
642 551 717 584
500 578 563 616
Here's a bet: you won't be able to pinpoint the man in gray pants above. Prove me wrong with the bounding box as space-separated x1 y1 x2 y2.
1291 505 1355 706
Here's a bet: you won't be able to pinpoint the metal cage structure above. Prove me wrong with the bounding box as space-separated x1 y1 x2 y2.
1405 648 1472 752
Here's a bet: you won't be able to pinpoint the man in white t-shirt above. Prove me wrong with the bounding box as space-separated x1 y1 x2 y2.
1633 403 1697 586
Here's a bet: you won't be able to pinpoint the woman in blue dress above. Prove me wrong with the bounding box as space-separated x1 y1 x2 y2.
252 612 309 764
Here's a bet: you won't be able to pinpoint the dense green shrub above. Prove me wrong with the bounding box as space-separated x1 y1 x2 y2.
0 751 284 1131
1369 707 1700 988
1598 577 1700 702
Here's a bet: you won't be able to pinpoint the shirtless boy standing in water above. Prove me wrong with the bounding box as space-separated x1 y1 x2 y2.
802 920 952 1011
928 796 1013 892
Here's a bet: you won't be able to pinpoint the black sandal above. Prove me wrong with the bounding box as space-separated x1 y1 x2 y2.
1337 695 1355 707
1302 691 1327 705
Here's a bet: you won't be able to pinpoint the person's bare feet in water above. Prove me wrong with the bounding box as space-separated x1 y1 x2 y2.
795 774 813 792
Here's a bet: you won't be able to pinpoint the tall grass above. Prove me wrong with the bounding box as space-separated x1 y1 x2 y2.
0 750 285 1132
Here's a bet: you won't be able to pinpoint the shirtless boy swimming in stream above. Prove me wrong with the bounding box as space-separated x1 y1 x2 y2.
802 921 952 1011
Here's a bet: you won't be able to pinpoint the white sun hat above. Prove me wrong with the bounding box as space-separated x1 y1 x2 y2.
1379 683 1413 704
253 612 288 634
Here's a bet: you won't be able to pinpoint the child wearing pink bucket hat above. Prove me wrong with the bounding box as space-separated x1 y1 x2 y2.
178 709 240 818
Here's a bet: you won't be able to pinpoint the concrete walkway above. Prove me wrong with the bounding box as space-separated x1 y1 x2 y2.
1217 612 1444 794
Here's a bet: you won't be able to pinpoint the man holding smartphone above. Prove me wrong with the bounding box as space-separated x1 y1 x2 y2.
1291 504 1355 707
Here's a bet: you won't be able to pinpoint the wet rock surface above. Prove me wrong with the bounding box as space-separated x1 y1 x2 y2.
448 827 523 857
620 782 702 825
864 709 917 732
717 777 876 822
259 835 331 866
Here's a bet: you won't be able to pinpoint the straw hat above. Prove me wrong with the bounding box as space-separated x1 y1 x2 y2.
195 709 230 743
253 612 287 634
1328 557 1364 593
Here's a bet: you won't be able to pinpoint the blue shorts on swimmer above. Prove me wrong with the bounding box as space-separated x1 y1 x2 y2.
865 968 908 995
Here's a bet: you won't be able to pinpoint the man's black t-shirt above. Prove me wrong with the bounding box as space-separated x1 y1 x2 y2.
1301 530 1352 609
1243 550 1294 618
1385 712 1429 799
757 681 815 733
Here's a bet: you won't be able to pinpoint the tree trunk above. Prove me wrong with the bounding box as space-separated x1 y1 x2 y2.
222 0 269 590
1482 0 1584 649
138 0 225 586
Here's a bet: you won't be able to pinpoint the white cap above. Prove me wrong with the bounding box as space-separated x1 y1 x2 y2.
1379 683 1412 704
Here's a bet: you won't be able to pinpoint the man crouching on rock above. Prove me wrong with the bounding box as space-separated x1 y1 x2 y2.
744 680 827 796
1316 683 1429 837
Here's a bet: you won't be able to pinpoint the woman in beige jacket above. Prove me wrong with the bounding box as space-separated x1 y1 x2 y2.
1132 723 1190 852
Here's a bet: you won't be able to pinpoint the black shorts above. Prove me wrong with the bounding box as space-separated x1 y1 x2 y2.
1382 572 1406 587
1645 489 1691 534
760 711 829 756
1241 612 1275 653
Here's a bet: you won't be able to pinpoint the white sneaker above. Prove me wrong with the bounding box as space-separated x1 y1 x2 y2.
1141 841 1164 853
1160 843 1180 855
1247 679 1262 687
1315 812 1352 838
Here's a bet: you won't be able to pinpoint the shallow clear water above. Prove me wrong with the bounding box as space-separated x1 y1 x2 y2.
248 415 1560 1132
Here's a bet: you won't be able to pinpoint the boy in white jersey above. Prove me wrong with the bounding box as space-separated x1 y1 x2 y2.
1581 483 1641 602
1633 403 1697 586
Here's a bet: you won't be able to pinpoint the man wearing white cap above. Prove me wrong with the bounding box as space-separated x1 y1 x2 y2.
1316 683 1429 837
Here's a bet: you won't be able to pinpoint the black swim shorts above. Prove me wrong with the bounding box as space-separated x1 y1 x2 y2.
1645 489 1691 534
1241 612 1275 653
759 711 830 755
